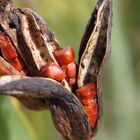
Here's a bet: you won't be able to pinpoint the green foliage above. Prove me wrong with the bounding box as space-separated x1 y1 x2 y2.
0 0 140 140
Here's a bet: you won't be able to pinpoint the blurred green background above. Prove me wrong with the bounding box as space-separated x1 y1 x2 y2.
0 0 140 140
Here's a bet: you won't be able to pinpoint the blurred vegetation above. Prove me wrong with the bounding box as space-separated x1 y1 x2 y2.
0 0 140 140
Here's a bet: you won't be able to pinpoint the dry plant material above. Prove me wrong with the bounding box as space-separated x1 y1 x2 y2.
0 0 112 140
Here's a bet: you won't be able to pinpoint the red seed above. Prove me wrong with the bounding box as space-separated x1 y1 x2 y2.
87 112 98 128
0 34 11 48
76 83 96 99
20 69 29 76
68 78 76 86
10 57 24 71
61 65 67 73
53 47 75 65
84 102 98 114
41 62 65 81
1 45 18 60
81 98 94 106
66 61 76 78
84 103 98 128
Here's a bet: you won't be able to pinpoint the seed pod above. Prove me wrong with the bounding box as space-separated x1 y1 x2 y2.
77 0 112 134
0 2 89 139
0 0 112 139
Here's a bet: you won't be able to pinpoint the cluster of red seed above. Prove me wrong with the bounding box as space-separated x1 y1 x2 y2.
41 47 76 87
0 33 98 129
76 83 98 128
40 45 98 128
0 33 28 76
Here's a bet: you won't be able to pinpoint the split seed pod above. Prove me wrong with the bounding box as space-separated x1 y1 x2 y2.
0 0 112 140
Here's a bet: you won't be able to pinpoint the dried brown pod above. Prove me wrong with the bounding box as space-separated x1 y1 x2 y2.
0 0 112 140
